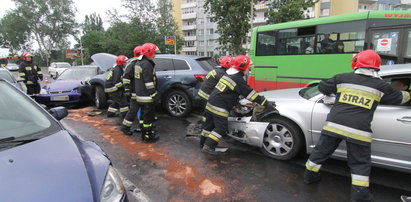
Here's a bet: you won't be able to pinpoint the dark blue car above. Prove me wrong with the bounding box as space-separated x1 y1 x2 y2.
37 66 100 105
0 78 126 201
90 53 216 117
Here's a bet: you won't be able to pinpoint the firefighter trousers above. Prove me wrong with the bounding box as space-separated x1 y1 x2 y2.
107 91 129 117
26 83 40 96
306 134 372 201
122 99 142 129
202 109 228 148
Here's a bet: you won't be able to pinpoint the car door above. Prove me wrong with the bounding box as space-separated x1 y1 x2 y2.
154 58 175 98
371 105 411 169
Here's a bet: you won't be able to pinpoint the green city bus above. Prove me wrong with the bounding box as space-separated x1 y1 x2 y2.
248 10 411 92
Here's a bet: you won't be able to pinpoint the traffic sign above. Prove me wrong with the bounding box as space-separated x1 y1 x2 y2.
165 36 175 45
376 38 392 51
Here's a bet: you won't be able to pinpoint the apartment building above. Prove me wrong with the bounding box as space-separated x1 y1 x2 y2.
316 0 411 17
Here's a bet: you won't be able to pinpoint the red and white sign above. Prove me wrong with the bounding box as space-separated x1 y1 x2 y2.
376 38 392 52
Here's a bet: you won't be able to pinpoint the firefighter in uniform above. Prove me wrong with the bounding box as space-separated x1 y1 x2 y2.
198 56 234 148
105 55 129 118
133 42 159 142
202 55 276 155
303 50 411 202
121 46 144 136
18 52 43 97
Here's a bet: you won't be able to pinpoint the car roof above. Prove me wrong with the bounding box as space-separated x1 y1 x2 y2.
380 64 411 77
69 65 98 69
156 54 211 60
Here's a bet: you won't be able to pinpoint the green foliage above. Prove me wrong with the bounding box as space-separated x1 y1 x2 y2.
156 0 183 54
0 11 31 52
204 0 253 55
83 13 104 34
0 0 77 65
266 0 319 24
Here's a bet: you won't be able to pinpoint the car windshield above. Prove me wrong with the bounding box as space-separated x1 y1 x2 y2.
56 63 71 68
196 58 217 71
299 85 322 99
58 68 96 80
0 71 14 83
0 81 60 140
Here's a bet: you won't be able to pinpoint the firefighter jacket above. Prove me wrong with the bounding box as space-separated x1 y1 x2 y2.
198 67 226 100
18 61 43 84
104 65 124 93
319 69 411 145
133 56 157 103
123 57 140 97
207 69 267 117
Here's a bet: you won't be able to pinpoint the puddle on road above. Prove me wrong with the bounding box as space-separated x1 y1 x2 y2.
67 107 224 199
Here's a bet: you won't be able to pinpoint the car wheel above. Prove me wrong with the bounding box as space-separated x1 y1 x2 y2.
94 85 108 109
260 116 303 160
165 90 192 117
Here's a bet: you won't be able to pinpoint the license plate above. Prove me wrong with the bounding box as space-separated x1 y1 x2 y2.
51 95 69 101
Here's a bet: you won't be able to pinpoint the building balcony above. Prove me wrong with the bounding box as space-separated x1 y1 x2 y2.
359 0 378 3
182 24 197 31
182 13 197 20
182 46 197 52
253 17 267 24
183 36 197 41
255 2 269 10
182 2 197 9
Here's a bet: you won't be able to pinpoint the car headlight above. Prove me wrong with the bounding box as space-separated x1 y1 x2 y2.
40 89 48 95
100 166 125 202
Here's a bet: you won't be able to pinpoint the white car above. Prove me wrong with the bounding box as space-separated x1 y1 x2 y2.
48 62 71 78
5 63 19 71
255 64 411 173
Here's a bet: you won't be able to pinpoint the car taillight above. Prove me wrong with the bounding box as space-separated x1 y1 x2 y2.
194 74 207 82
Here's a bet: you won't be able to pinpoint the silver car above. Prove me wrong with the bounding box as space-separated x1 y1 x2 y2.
259 64 411 173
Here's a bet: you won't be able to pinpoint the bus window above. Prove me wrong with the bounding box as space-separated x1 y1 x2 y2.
317 20 366 54
256 31 276 56
404 30 411 63
370 29 400 64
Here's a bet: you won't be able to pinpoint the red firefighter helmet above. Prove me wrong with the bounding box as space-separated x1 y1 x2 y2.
116 55 128 65
22 52 33 60
220 56 234 68
133 46 143 57
232 55 252 72
141 43 159 57
351 49 381 70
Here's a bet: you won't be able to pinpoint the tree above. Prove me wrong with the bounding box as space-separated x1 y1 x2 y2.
0 11 31 53
156 0 183 54
83 13 104 34
1 0 77 65
204 0 253 55
266 0 319 24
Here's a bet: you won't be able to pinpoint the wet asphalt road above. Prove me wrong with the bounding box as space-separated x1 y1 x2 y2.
61 107 411 202
11 68 411 201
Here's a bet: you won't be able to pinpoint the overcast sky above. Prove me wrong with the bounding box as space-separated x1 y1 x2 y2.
0 0 124 56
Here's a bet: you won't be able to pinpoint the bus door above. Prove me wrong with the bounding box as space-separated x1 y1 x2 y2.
369 27 411 64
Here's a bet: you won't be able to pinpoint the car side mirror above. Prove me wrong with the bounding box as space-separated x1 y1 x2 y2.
49 106 68 120
17 78 25 82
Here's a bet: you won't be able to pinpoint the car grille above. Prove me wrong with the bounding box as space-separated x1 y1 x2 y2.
49 90 72 94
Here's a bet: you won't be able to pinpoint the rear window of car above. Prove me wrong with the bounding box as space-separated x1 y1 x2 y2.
173 59 190 70
56 63 71 68
196 58 217 71
155 58 174 71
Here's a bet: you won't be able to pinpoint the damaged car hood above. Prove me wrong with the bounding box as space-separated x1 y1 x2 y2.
91 53 117 72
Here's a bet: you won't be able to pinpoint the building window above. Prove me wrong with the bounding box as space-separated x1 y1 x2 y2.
209 29 214 35
208 40 214 46
199 52 204 56
198 41 205 46
207 52 214 57
198 29 204 35
321 9 330 16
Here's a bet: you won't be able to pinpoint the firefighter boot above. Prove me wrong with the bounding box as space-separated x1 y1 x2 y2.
202 138 227 155
141 127 159 143
303 169 322 184
351 185 372 202
120 126 133 136
199 136 206 148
